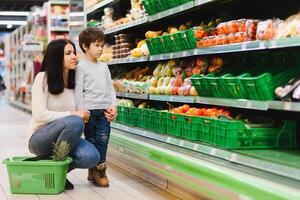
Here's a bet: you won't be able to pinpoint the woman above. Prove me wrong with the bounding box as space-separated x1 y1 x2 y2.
27 39 100 190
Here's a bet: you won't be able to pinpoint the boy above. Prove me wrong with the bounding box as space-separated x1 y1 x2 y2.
75 27 117 187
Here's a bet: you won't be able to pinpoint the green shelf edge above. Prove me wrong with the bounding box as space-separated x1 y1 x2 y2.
110 131 300 200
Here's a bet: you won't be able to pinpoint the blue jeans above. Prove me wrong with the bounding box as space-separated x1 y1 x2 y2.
28 115 100 170
84 109 111 164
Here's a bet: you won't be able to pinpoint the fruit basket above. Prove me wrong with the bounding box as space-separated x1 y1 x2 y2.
2 157 72 194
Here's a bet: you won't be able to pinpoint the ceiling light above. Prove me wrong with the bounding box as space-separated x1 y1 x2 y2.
0 21 27 25
0 11 30 16
7 24 12 29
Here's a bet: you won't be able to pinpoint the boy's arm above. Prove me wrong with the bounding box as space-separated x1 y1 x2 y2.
75 66 85 110
106 66 117 106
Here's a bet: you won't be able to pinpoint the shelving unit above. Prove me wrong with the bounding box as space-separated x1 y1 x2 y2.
7 22 35 112
85 0 300 199
45 0 70 43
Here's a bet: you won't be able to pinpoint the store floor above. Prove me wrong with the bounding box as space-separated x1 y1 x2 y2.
0 98 179 200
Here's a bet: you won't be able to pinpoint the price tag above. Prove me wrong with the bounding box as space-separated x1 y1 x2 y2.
246 101 252 108
270 40 277 48
210 148 217 156
259 41 265 49
241 43 247 50
142 131 146 136
166 137 171 143
179 140 184 146
193 144 199 150
229 153 238 162
119 147 124 153
284 102 291 110
180 5 184 11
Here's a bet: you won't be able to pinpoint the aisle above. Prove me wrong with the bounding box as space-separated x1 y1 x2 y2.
0 99 179 200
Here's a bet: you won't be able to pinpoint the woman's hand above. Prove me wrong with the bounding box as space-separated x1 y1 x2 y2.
105 106 117 122
71 109 90 123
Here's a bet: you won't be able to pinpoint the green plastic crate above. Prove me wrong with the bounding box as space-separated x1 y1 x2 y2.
3 157 72 194
173 31 190 51
239 66 299 100
213 120 297 149
116 106 126 123
190 74 209 97
163 34 179 53
151 110 168 133
185 28 197 49
166 113 184 137
219 73 249 99
181 115 202 141
199 117 215 144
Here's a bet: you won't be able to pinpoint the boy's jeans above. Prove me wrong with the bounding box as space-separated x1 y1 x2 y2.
84 109 111 164
29 115 100 170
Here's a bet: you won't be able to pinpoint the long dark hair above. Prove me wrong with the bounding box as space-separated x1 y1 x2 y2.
40 39 76 94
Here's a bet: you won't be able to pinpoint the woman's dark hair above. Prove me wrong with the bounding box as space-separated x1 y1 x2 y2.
40 39 76 94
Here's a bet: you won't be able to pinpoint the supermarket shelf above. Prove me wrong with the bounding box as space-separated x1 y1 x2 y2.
269 36 300 49
51 15 69 19
111 122 300 182
194 0 216 6
268 101 300 112
148 1 194 22
70 12 85 17
149 49 195 61
149 94 195 103
10 101 31 112
107 56 149 65
50 0 69 5
104 17 148 34
196 97 269 110
87 0 114 14
117 92 148 100
50 27 69 32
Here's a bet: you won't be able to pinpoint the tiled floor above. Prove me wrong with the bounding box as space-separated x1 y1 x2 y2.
0 96 180 200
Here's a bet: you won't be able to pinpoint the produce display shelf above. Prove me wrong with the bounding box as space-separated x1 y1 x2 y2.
50 27 69 32
111 122 300 182
87 0 114 14
148 1 194 22
268 101 300 112
117 92 149 100
194 0 216 6
149 94 196 103
268 36 300 49
104 17 148 34
107 56 149 65
50 0 69 5
116 93 300 112
196 97 269 110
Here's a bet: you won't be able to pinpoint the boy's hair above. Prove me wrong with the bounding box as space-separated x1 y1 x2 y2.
79 27 105 53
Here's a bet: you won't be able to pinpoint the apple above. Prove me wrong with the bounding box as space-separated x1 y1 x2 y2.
171 87 179 95
174 77 182 87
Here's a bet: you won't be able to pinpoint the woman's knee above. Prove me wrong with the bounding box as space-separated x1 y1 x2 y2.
65 115 84 135
71 139 100 168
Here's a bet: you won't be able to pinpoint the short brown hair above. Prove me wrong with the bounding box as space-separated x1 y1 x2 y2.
79 27 105 53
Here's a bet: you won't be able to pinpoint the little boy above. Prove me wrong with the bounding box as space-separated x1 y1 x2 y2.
75 27 117 187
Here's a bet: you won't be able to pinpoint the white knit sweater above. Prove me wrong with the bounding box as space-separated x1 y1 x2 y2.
27 72 76 138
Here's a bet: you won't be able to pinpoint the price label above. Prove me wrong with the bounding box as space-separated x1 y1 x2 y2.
193 144 199 151
210 148 217 156
229 153 238 162
284 102 291 110
259 41 265 49
270 40 277 48
246 101 252 108
166 137 171 143
241 43 247 50
179 140 184 146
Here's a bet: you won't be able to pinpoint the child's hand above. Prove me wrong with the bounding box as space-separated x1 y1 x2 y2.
105 106 117 122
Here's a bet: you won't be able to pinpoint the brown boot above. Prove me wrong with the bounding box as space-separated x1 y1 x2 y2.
87 167 96 182
92 163 109 187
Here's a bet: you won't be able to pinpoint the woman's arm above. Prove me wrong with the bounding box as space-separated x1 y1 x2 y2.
74 66 85 109
31 73 71 123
